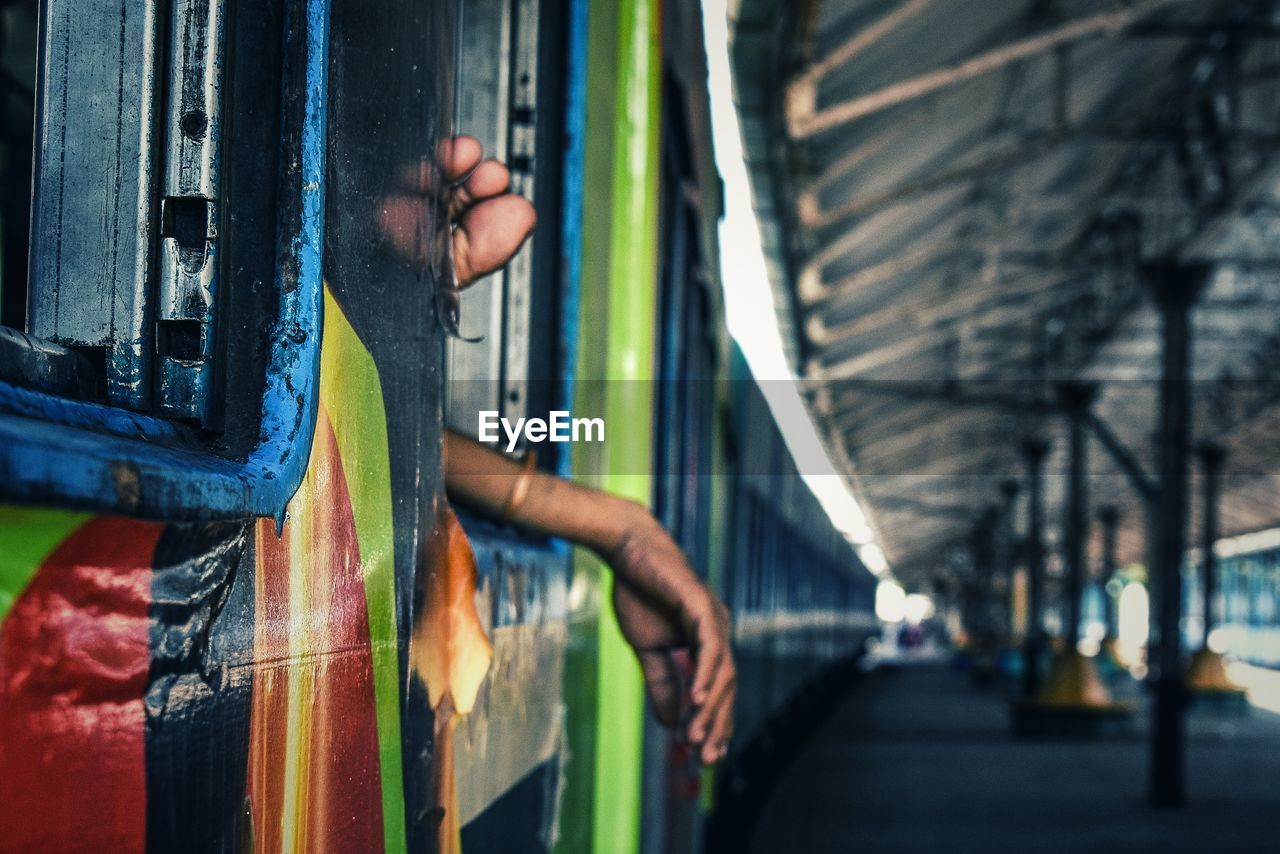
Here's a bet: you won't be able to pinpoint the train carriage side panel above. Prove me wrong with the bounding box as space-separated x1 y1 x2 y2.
0 1 468 851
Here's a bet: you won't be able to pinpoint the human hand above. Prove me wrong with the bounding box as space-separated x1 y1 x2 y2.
440 136 537 286
376 135 536 285
608 521 735 764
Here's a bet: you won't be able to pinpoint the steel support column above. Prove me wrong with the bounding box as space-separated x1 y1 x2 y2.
1146 261 1207 808
1022 436 1050 700
1197 443 1225 647
973 506 999 639
1059 383 1097 650
1000 478 1021 639
1098 505 1121 639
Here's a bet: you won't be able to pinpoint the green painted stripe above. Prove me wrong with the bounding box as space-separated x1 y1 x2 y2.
592 0 662 851
0 507 91 625
319 288 407 854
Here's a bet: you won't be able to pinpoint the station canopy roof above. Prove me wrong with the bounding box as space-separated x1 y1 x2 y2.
731 0 1280 587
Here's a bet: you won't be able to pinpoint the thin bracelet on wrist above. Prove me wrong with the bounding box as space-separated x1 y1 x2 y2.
502 451 538 522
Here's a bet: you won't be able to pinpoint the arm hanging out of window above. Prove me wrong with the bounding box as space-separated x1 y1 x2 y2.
445 429 735 763
439 136 735 764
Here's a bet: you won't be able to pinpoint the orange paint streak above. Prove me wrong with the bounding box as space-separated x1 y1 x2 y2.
412 503 492 853
248 408 386 853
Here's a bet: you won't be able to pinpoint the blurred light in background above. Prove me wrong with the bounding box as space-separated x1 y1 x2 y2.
1077 621 1107 657
1207 626 1230 655
903 593 935 625
1226 661 1279 715
1118 582 1149 665
876 580 907 624
1077 637 1101 657
858 543 888 576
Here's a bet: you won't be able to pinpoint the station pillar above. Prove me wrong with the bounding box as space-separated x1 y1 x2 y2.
966 507 1001 682
1146 260 1208 807
977 506 999 631
1021 436 1049 701
1198 443 1225 650
999 478 1021 643
1060 382 1095 653
1187 442 1244 698
1035 383 1114 707
1097 505 1123 665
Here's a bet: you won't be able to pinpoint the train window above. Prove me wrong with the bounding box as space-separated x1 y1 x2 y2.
0 0 329 518
0 3 36 337
654 71 718 575
444 0 565 455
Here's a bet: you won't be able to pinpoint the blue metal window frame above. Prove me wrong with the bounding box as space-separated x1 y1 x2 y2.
0 0 330 523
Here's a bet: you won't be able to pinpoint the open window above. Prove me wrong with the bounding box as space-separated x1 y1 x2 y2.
0 0 329 518
444 0 566 466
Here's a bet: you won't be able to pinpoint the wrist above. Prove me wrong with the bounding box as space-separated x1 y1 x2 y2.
598 498 658 565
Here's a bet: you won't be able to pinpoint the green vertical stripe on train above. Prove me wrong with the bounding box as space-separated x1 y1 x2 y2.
0 507 90 624
592 0 662 851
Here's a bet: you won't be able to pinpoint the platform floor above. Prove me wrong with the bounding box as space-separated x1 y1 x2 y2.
750 663 1280 853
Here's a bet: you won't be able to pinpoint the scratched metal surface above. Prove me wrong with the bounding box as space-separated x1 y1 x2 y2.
455 521 571 851
26 0 162 409
0 0 327 521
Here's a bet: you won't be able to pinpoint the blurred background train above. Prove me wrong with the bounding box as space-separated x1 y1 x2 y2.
0 0 878 852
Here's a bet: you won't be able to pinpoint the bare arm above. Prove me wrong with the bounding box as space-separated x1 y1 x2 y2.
444 429 735 763
443 427 647 555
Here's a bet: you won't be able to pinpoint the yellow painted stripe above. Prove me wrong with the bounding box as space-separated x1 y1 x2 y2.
317 286 406 853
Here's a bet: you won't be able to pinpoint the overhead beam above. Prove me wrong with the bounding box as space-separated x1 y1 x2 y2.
807 326 948 381
838 395 975 442
1128 19 1280 39
854 422 1013 475
787 2 1186 138
803 103 940 198
799 133 1067 229
803 187 971 274
858 443 1021 480
801 123 1280 232
800 240 971 306
808 296 1067 382
791 0 935 92
847 406 1006 456
871 494 977 518
815 377 1053 414
1085 411 1159 503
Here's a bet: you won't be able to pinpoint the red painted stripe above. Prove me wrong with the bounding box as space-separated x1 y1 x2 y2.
0 516 163 852
249 410 386 852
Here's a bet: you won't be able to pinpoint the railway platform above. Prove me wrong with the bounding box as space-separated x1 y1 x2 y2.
750 662 1280 853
